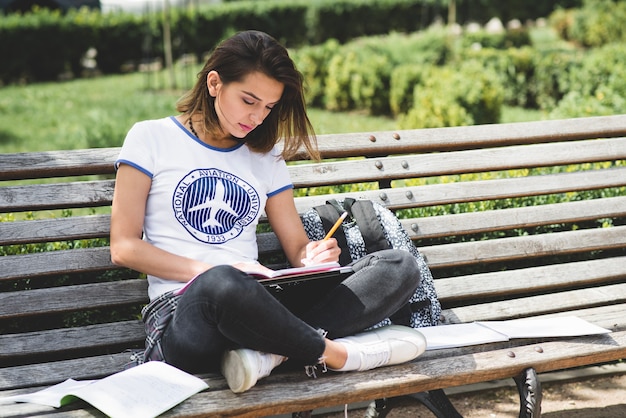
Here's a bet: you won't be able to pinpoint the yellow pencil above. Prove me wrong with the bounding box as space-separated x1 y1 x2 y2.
323 211 348 240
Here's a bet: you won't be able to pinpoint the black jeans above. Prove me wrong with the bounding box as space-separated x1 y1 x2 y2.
161 249 421 374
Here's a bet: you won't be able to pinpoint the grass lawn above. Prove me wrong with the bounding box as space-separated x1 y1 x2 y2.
0 65 544 154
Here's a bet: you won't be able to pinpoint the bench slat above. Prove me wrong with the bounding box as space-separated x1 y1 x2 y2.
289 137 626 187
1 247 118 281
406 195 626 239
0 180 115 212
421 225 626 269
0 215 110 246
0 353 133 391
0 280 147 319
443 283 626 324
435 256 626 303
292 166 626 212
0 148 119 181
0 321 144 359
308 114 626 158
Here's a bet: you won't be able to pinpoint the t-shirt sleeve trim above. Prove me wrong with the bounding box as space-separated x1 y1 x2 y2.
115 159 153 178
267 183 293 197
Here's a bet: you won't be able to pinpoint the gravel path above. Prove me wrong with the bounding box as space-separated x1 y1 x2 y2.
316 365 626 417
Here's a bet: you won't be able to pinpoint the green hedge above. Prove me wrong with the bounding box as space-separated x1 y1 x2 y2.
555 0 626 47
0 0 585 84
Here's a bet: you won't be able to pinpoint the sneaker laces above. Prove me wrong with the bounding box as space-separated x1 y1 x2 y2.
357 341 391 371
305 357 328 378
257 352 284 379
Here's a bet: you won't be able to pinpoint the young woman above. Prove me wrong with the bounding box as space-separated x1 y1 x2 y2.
111 30 426 393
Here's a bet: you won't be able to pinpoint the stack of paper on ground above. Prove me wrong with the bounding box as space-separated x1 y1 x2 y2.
419 316 612 350
0 361 208 418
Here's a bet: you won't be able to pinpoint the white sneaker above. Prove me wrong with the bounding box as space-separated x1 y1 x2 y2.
332 325 426 371
221 348 285 393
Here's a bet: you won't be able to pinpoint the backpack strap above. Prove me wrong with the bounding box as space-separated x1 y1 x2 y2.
347 200 391 253
313 203 353 266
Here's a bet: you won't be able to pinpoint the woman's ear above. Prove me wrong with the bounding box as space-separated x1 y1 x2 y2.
206 71 221 97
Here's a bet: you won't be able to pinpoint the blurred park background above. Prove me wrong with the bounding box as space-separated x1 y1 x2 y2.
1 0 625 343
1 0 625 154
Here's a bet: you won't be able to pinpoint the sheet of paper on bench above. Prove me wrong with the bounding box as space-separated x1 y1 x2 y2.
419 316 611 350
0 361 208 418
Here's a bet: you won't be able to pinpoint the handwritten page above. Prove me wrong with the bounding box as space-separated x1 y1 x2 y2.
0 361 208 418
419 316 611 350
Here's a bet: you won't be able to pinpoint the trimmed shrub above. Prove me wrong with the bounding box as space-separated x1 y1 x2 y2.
567 0 626 47
550 87 626 119
389 65 431 116
398 62 503 129
290 39 341 108
459 46 537 108
532 49 584 111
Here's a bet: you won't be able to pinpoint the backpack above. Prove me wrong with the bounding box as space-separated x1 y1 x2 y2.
301 198 441 329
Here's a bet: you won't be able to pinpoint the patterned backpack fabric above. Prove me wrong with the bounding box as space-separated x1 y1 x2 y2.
301 198 441 329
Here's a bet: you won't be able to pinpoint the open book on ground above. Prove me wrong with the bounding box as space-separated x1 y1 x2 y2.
419 316 612 350
0 361 208 418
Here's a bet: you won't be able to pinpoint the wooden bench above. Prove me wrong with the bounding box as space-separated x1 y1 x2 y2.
1 114 626 417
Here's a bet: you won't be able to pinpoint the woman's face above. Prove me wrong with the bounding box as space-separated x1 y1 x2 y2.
208 71 284 139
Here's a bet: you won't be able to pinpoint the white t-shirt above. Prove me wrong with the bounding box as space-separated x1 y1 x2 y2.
116 116 292 300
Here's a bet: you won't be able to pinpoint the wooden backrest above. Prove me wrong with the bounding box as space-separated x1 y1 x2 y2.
1 114 626 391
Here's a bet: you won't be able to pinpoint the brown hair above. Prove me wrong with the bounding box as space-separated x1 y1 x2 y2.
176 30 319 161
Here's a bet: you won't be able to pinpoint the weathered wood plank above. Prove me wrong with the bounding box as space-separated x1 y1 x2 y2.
405 195 626 240
442 283 626 324
0 180 115 212
289 137 626 187
0 321 145 359
291 166 626 212
0 353 134 390
307 114 626 159
0 247 118 281
0 280 147 319
0 215 111 246
420 225 626 269
0 148 120 181
435 256 626 303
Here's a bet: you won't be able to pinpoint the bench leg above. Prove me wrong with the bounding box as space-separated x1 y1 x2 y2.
363 398 390 418
362 369 541 418
364 391 463 418
513 367 542 418
407 390 463 418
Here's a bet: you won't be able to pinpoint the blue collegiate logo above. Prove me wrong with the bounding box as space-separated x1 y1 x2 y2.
173 168 260 243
